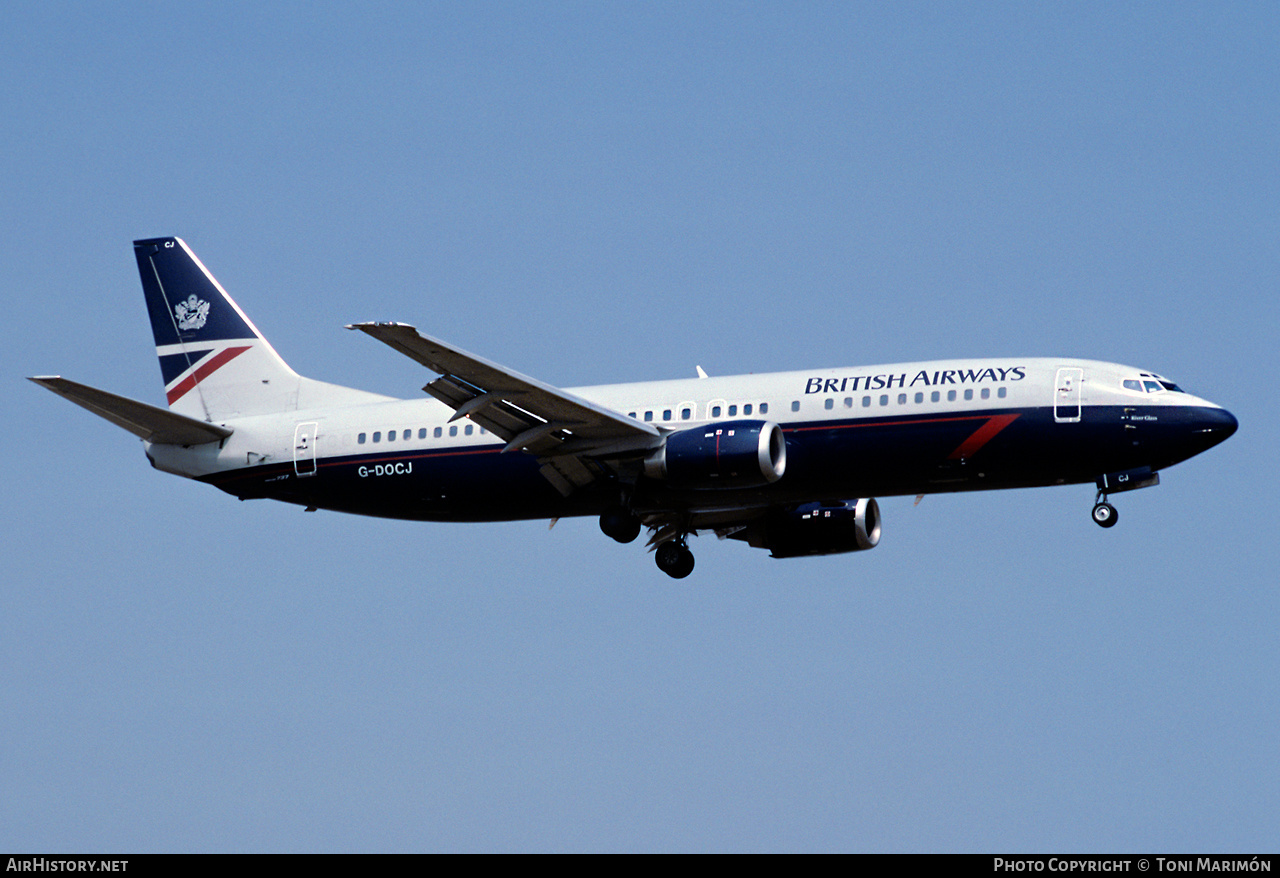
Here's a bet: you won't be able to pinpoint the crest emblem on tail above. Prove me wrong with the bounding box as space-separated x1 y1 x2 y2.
174 294 209 331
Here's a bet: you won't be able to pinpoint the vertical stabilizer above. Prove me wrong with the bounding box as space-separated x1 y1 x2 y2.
134 237 301 420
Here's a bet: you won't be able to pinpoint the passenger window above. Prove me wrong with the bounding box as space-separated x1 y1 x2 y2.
403 429 411 440
997 387 1007 399
981 388 990 400
964 389 973 401
931 391 940 402
880 395 889 406
418 428 427 439
465 424 473 435
663 409 672 421
644 411 653 422
948 390 956 402
712 405 722 417
862 396 871 407
824 399 833 410
628 412 636 419
728 405 737 416
373 431 381 443
387 430 395 442
759 403 768 414
791 401 800 412
914 392 924 404
434 427 442 438
358 432 367 444
897 393 907 405
449 425 457 437
681 408 691 420
744 404 753 415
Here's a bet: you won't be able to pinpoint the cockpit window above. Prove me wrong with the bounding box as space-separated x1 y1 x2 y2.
1126 377 1185 394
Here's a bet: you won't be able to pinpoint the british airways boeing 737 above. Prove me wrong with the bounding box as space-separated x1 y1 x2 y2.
31 237 1238 578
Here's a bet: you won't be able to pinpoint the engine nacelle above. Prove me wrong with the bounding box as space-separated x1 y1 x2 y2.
755 498 881 558
645 419 787 490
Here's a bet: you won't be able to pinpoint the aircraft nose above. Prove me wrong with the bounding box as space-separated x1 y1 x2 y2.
1206 407 1237 435
1194 406 1238 446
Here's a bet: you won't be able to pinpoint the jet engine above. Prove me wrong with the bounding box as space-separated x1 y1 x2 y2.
644 419 786 490
748 498 881 558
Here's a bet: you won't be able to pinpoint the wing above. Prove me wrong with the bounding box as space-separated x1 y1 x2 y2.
346 322 662 494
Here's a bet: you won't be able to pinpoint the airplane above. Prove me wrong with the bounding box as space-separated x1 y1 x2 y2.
30 237 1238 578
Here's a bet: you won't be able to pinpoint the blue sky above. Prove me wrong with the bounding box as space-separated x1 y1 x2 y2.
3 2 1276 852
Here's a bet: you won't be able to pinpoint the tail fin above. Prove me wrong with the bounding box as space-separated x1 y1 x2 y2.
134 237 301 420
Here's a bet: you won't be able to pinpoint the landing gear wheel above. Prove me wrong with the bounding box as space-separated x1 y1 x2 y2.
1092 502 1118 528
655 541 695 579
599 506 642 543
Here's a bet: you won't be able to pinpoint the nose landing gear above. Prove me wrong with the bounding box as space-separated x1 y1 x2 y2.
1091 495 1119 528
1090 467 1161 528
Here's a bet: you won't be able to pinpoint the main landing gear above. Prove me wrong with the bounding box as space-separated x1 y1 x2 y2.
655 539 695 579
600 503 695 579
1091 491 1119 528
599 505 642 544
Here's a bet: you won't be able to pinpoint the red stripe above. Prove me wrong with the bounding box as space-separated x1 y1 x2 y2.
947 413 1020 460
788 414 994 432
166 346 251 404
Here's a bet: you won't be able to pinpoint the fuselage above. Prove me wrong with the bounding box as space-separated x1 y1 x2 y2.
145 357 1237 523
33 237 1239 578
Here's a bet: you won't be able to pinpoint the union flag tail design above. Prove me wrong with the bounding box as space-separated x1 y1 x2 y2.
134 237 300 421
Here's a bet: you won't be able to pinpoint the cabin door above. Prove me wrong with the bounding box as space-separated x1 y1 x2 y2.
294 421 318 476
1054 368 1083 423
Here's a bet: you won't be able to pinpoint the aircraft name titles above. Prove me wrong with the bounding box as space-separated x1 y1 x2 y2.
805 366 1027 395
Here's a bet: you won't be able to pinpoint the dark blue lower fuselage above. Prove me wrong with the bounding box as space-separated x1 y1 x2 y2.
199 404 1237 521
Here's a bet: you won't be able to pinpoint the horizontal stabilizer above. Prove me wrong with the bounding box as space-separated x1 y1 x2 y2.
28 376 233 446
